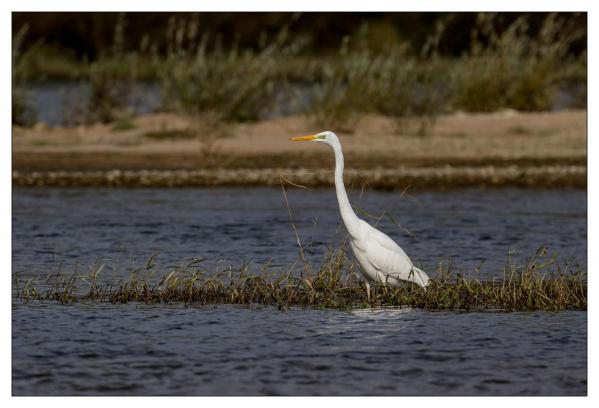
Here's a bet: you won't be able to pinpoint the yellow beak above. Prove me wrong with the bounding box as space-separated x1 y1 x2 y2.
290 134 317 142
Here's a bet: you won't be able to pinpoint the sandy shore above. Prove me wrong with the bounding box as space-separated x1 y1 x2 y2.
13 110 587 189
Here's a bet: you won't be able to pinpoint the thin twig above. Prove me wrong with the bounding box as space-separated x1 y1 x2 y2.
280 175 310 278
399 184 422 206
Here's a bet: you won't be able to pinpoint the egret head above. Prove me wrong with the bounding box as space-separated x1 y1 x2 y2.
290 131 338 145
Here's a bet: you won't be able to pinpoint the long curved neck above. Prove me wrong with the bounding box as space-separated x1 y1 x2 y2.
331 142 360 238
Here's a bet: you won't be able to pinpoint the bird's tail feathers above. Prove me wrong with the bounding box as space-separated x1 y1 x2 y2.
411 266 430 288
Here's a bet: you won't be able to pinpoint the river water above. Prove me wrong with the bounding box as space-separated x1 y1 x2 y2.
23 81 584 127
12 187 587 395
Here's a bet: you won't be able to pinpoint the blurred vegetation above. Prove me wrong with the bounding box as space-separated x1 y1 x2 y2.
12 25 36 126
452 13 587 112
157 16 305 122
12 12 586 130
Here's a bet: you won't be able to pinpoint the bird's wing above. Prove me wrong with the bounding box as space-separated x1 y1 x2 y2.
354 220 414 278
358 219 411 259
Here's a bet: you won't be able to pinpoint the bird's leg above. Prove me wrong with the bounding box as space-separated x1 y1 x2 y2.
365 281 371 302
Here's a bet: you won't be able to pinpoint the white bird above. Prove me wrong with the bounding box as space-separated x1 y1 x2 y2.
290 131 430 299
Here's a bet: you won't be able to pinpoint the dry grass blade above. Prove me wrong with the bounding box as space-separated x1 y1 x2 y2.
280 175 310 278
12 247 586 312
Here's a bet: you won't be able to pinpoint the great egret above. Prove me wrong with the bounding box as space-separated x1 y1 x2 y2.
290 131 430 298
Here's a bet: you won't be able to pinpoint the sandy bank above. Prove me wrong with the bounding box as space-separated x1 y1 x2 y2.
13 110 587 189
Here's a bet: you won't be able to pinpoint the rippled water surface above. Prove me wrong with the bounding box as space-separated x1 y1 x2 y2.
13 187 587 277
12 187 587 395
13 304 586 395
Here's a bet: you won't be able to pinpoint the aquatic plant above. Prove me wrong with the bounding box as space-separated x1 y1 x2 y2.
13 246 586 311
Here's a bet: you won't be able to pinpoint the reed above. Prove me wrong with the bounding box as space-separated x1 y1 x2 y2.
13 13 585 128
147 13 586 130
157 16 305 123
299 23 451 135
13 246 586 311
452 13 586 112
82 14 141 124
55 15 144 126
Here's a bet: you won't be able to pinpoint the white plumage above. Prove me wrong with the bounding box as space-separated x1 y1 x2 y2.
291 131 429 298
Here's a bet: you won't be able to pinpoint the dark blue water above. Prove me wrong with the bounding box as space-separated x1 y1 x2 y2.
12 187 587 279
12 187 587 395
12 304 586 396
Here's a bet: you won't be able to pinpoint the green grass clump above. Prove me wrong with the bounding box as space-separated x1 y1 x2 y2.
13 247 586 312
